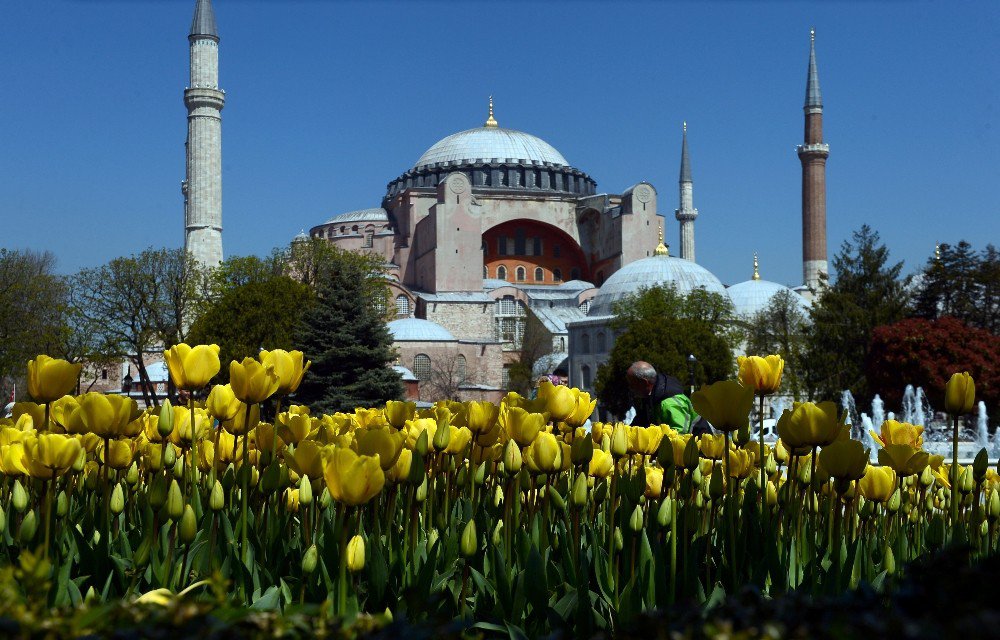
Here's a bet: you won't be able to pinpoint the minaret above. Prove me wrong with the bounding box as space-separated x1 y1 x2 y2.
675 122 698 261
183 0 224 266
797 29 829 292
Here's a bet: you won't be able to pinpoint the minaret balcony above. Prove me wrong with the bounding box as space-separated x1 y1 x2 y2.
184 87 225 110
674 208 698 221
796 143 830 157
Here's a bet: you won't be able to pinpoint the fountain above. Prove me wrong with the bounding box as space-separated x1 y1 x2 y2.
976 401 991 451
859 413 878 461
841 390 860 440
871 395 885 433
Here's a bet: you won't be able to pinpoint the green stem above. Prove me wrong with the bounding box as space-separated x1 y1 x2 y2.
238 405 252 598
950 415 960 542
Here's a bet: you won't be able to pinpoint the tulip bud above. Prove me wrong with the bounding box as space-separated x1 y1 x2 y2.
492 521 503 547
981 519 990 537
210 480 225 511
73 449 86 473
493 485 504 508
797 462 811 486
415 476 428 503
0 506 6 535
628 505 643 532
149 476 168 509
179 504 197 544
473 462 486 487
600 434 611 453
735 422 751 447
988 489 1000 520
683 437 700 470
320 487 332 510
613 527 623 551
656 498 674 527
919 465 934 487
171 457 184 480
960 467 975 494
414 429 429 457
110 483 125 515
859 499 874 520
695 492 706 509
887 489 901 513
548 486 566 512
460 520 478 558
655 438 674 470
134 535 152 567
571 472 589 509
884 547 895 575
709 465 725 500
158 400 174 439
163 443 176 467
302 544 318 575
427 528 439 550
126 462 140 486
909 508 920 524
610 425 628 458
19 510 37 544
691 466 702 486
166 479 183 521
765 455 778 478
503 441 522 475
12 481 28 513
432 422 451 452
346 535 366 572
298 475 313 506
766 481 778 506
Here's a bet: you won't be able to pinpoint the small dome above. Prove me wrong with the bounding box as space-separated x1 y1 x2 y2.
559 280 595 290
387 318 455 342
727 279 811 318
392 365 418 382
414 127 569 169
325 207 388 225
590 255 726 316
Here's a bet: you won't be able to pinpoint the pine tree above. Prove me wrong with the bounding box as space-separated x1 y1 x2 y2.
293 247 402 413
804 225 911 404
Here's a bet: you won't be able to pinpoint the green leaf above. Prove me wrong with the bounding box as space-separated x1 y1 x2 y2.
250 585 281 610
524 546 548 614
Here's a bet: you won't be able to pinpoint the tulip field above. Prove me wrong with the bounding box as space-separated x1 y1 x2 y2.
0 351 996 637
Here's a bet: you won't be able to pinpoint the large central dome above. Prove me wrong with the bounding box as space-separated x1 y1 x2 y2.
414 126 569 170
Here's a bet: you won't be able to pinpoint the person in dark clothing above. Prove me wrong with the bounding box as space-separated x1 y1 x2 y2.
626 361 711 435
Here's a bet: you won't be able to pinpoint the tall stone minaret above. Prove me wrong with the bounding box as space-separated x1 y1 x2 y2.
797 29 829 292
183 0 224 266
675 122 698 262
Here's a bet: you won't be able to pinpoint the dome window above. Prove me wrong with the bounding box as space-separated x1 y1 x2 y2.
534 267 544 282
497 265 507 280
413 354 431 381
553 268 562 282
516 266 526 282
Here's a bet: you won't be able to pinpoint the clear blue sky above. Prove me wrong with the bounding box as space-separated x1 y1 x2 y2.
3 1 998 287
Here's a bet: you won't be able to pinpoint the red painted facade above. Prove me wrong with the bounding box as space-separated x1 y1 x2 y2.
483 220 590 285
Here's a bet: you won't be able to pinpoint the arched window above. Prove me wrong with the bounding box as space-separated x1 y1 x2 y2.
495 295 526 348
363 229 374 248
553 268 562 282
581 333 591 354
395 295 410 317
581 365 592 390
371 294 387 316
515 266 526 282
534 267 544 282
570 268 581 281
578 299 591 314
497 265 507 280
456 354 467 383
413 354 431 381
596 332 606 353
559 337 566 351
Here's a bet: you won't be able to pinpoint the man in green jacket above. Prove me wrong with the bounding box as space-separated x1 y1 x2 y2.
626 361 709 434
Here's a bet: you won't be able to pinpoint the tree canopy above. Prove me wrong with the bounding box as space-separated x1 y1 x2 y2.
743 289 810 400
913 241 1000 334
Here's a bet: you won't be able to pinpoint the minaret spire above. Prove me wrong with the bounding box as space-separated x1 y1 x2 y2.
183 0 225 266
798 28 829 294
675 122 698 261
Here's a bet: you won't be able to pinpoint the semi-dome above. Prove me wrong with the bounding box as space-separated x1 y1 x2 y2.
590 255 727 316
414 127 569 169
387 318 455 342
325 207 389 225
727 279 810 318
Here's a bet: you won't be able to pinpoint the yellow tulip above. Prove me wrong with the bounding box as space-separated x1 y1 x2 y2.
0 427 26 446
859 465 896 502
65 393 138 439
564 392 597 429
49 395 79 431
499 405 549 447
726 448 754 478
944 372 975 415
22 433 82 478
169 406 211 446
645 466 664 498
445 426 473 456
465 401 499 435
352 407 387 430
0 443 29 476
403 418 437 449
588 449 614 478
251 422 282 454
668 434 692 467
258 349 310 396
536 380 577 422
11 403 46 431
818 439 869 480
277 412 312 444
691 380 754 433
523 431 564 474
387 448 413 483
776 401 843 450
346 534 366 573
627 425 663 456
229 358 280 404
384 401 416 429
322 446 385 506
103 439 137 470
27 355 83 403
284 488 300 512
352 426 405 470
285 440 325 480
698 433 727 460
206 384 241 422
736 355 784 395
871 419 924 449
877 444 929 477
164 344 221 390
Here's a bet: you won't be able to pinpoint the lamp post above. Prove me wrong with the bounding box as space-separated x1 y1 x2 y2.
686 354 697 396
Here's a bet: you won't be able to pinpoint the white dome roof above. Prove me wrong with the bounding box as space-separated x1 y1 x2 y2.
727 279 811 318
590 255 727 316
414 127 569 169
387 318 455 342
325 207 388 225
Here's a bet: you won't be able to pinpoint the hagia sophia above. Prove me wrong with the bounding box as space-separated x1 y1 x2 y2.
181 0 825 405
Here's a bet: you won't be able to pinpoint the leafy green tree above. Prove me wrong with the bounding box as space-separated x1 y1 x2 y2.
804 225 911 404
610 284 740 351
743 289 810 400
188 274 313 384
914 241 1000 334
293 246 402 413
595 316 732 417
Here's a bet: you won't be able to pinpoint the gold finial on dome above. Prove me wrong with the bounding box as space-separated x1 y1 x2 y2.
485 95 498 128
654 223 669 256
752 253 761 280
